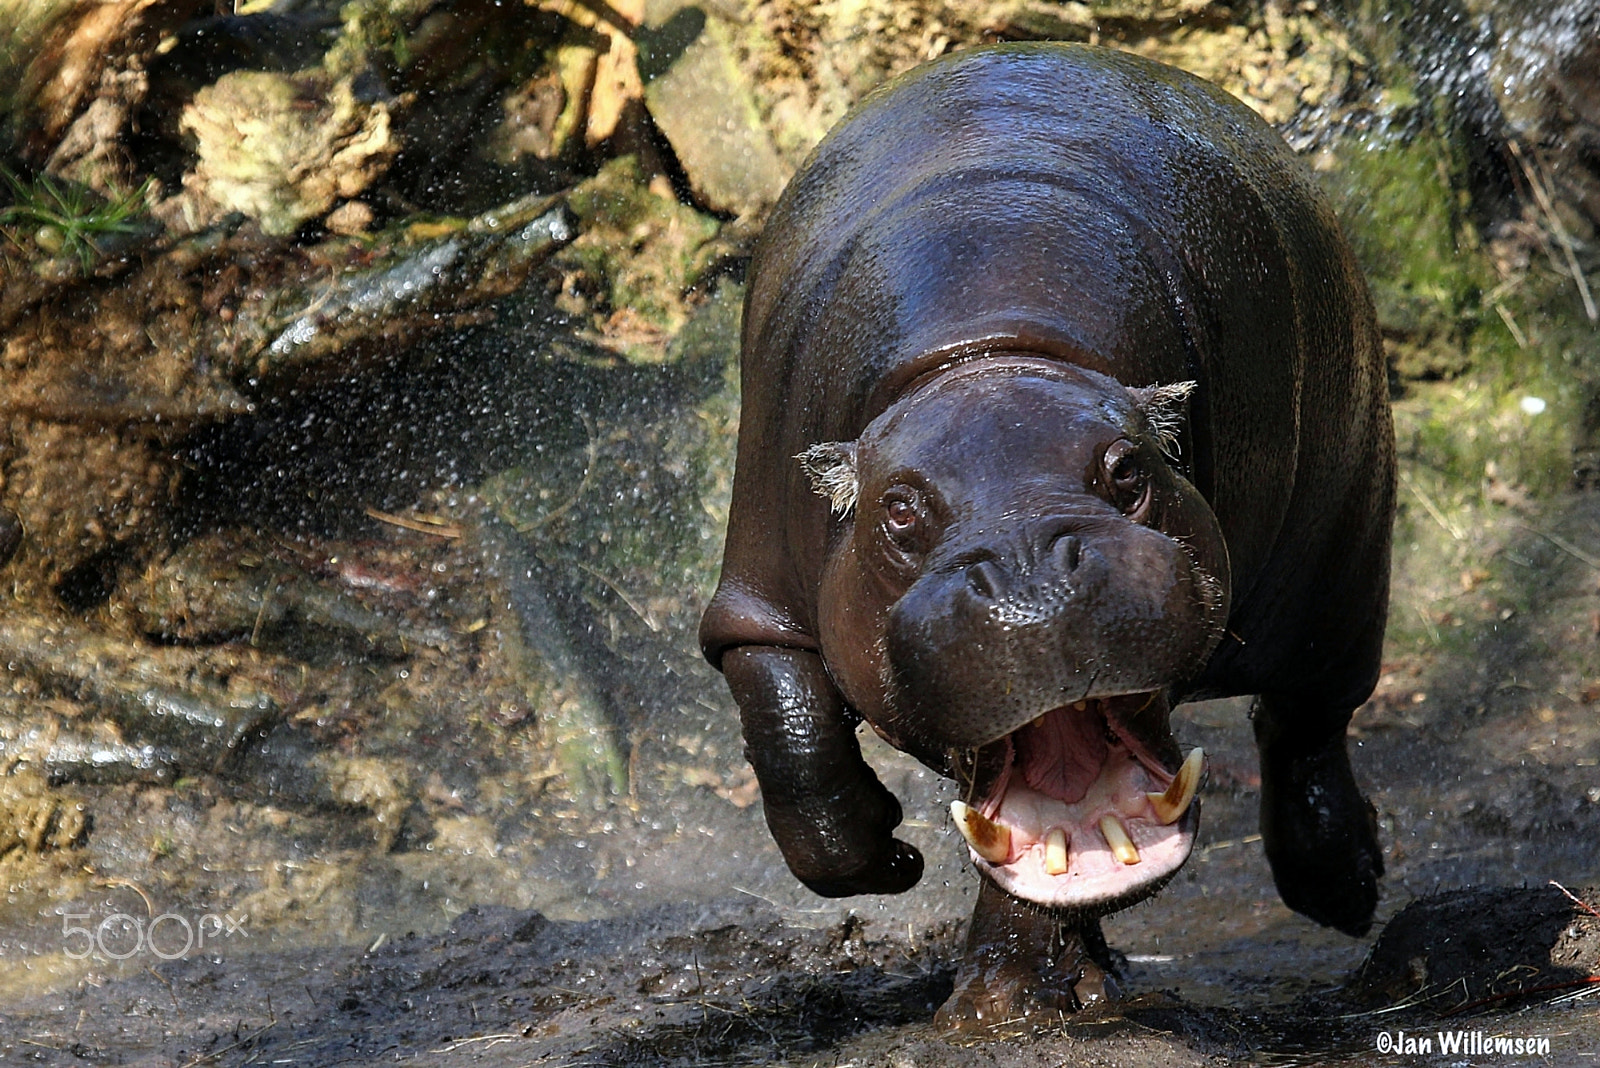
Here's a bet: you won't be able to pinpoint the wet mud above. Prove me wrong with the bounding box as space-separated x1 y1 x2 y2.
2 600 1599 1066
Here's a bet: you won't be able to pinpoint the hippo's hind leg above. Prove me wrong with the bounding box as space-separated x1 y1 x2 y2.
1243 427 1393 936
723 645 923 896
1252 694 1383 935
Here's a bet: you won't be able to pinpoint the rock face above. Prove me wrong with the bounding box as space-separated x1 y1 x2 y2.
640 7 788 216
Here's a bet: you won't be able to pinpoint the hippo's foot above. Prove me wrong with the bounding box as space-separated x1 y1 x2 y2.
1256 703 1383 936
935 878 1120 1027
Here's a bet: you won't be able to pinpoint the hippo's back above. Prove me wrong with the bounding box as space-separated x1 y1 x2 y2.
703 43 1390 703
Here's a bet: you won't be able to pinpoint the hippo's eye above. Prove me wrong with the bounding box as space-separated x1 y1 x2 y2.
1101 440 1151 516
881 487 926 547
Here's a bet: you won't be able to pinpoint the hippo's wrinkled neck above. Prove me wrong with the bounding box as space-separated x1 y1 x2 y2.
871 348 1125 428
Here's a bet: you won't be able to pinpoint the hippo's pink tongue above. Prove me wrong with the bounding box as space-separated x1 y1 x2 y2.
1016 705 1107 804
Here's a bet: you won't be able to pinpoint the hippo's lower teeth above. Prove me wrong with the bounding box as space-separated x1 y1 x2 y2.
951 799 1012 863
1100 813 1140 865
955 692 1198 908
1044 827 1070 875
1147 747 1205 825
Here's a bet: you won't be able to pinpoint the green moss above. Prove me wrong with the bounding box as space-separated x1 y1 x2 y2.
474 284 742 806
1322 124 1490 349
553 284 741 590
327 0 436 76
1317 63 1597 502
1393 260 1595 499
482 282 742 599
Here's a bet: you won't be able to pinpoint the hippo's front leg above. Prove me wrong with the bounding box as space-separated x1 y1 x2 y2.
723 645 924 896
937 878 1119 1026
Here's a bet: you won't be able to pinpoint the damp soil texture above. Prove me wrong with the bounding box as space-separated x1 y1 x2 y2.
3 0 1600 1065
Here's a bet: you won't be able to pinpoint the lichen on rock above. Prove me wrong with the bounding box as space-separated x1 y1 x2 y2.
178 70 399 236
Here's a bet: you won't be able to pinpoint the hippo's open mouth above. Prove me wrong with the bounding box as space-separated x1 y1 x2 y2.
950 693 1202 912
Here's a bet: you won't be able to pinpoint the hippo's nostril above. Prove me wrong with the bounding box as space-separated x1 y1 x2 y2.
1052 534 1083 573
967 559 1003 601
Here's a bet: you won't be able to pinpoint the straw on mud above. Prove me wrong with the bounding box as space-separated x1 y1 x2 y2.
1493 302 1528 348
1508 139 1597 322
364 506 463 538
1549 880 1600 918
1400 470 1464 541
1519 523 1600 572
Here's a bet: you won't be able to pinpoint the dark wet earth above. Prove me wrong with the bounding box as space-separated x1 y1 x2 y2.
3 487 1600 1068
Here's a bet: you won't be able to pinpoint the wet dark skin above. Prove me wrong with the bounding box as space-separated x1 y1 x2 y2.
947 879 1121 1019
701 43 1394 1022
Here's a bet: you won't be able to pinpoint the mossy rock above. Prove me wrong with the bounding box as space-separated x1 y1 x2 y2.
1319 123 1492 346
552 155 722 364
483 281 741 594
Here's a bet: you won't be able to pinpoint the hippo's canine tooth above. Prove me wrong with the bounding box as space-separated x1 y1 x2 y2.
1147 747 1204 825
1044 827 1070 875
951 800 1011 864
1100 813 1140 865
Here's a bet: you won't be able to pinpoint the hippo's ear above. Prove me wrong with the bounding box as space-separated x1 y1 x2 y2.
1127 380 1198 459
797 442 860 515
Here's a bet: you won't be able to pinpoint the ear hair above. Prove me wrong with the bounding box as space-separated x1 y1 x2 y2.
1127 380 1197 459
796 441 860 515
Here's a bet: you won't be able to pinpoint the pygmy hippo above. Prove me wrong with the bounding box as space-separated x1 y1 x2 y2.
699 42 1394 1020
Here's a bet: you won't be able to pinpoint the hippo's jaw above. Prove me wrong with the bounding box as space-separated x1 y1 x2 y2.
951 692 1200 912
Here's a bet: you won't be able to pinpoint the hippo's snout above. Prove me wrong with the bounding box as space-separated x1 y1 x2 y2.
877 513 1224 915
959 522 1091 619
884 518 1225 752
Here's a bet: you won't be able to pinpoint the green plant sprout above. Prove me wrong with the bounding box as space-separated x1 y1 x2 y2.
0 167 155 272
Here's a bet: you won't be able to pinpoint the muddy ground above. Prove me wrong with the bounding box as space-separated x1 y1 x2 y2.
2 0 1600 1065
0 488 1597 1065
0 711 1597 1068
